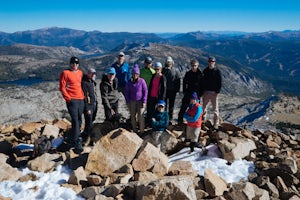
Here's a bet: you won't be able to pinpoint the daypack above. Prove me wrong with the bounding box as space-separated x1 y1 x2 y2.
33 135 52 157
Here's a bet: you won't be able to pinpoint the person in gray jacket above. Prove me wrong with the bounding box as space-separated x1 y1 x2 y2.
100 67 120 121
162 56 181 122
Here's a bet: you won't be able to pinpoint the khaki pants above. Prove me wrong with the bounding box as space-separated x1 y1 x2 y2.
202 91 219 125
186 126 201 142
128 101 145 133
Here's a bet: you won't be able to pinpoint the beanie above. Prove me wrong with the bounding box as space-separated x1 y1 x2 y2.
133 64 140 75
191 92 199 100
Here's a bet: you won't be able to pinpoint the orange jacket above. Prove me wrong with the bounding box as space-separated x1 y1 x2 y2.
59 69 84 102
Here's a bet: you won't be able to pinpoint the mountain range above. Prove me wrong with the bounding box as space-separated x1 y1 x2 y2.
0 27 299 96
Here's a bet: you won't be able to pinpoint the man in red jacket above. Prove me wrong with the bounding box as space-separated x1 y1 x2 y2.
59 56 84 153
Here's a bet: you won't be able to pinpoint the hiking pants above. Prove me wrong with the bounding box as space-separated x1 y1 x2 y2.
67 99 84 147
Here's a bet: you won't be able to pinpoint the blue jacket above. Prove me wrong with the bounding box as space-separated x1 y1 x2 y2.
151 110 169 131
111 62 131 89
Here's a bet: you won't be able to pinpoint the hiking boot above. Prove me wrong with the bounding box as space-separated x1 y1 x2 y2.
201 147 208 156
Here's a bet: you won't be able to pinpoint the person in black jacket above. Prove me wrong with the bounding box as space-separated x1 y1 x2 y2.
202 56 222 129
178 59 203 124
147 62 167 125
100 67 120 121
162 56 181 122
81 68 98 143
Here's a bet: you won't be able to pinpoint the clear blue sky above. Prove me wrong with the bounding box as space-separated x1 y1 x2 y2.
0 0 299 33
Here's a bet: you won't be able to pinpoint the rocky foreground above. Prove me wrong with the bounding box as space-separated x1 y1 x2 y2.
1 118 300 199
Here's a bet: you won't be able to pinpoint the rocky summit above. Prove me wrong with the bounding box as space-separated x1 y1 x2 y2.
1 116 300 199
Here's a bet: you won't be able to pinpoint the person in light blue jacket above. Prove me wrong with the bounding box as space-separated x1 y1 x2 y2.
125 64 148 134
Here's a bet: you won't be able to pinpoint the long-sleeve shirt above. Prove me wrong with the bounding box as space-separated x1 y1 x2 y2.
59 69 84 102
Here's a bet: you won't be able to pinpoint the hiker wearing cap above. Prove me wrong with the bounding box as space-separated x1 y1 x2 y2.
202 56 222 129
111 52 131 96
81 68 98 144
178 59 203 124
147 62 167 125
125 64 148 134
59 56 84 152
183 92 206 154
150 100 169 150
140 56 155 87
100 67 120 121
162 56 181 122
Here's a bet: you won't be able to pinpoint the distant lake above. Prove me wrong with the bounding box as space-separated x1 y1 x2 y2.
0 78 45 86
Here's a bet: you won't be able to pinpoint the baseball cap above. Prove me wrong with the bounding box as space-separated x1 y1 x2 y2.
118 52 125 57
106 67 116 74
70 56 79 64
88 68 96 74
157 100 166 107
144 57 152 63
154 62 162 68
166 56 174 63
208 56 216 62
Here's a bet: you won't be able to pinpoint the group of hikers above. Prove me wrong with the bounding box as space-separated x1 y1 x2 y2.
59 52 222 154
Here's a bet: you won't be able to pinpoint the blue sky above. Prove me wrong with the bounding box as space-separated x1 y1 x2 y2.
0 0 299 33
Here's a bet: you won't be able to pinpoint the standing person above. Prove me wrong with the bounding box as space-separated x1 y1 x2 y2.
202 56 222 129
178 59 203 124
183 92 206 154
111 52 131 96
162 56 181 123
150 100 169 150
140 56 155 87
147 62 167 125
125 64 148 134
100 67 120 121
59 56 84 152
81 68 98 144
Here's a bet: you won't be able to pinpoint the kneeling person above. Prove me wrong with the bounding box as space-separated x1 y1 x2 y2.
150 100 169 150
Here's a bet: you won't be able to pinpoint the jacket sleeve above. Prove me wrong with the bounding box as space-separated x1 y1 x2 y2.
151 111 169 130
82 81 89 109
160 75 167 100
182 72 188 94
100 83 112 110
125 82 130 103
216 69 222 93
175 69 181 93
141 78 148 103
59 71 71 102
184 105 202 122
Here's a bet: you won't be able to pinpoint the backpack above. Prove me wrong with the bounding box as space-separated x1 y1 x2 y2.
33 135 52 157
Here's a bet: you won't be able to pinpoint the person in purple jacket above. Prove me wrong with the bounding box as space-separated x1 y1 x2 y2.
125 64 148 134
